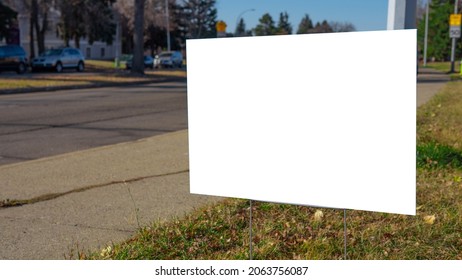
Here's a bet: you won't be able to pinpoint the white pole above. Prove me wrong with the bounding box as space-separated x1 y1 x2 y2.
451 0 458 73
387 0 417 29
387 0 397 30
424 0 429 67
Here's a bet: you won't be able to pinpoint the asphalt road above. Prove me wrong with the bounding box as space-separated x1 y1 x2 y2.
0 79 187 166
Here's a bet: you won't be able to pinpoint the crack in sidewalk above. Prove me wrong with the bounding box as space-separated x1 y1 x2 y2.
2 215 135 234
0 169 189 209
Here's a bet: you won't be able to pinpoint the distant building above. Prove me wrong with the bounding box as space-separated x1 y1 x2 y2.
7 4 121 60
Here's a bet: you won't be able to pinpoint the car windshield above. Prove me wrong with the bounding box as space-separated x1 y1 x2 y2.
44 49 63 56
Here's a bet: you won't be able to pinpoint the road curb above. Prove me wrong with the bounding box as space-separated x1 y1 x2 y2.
0 130 187 171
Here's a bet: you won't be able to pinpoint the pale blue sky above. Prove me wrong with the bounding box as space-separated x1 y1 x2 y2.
216 0 390 34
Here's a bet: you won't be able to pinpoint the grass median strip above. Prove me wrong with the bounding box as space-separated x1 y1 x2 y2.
80 82 462 260
0 73 156 92
0 78 89 90
0 64 186 93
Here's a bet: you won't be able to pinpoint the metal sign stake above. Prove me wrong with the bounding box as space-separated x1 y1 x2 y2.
344 209 347 260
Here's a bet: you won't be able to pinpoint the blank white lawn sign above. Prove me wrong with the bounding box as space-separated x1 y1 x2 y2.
187 30 416 215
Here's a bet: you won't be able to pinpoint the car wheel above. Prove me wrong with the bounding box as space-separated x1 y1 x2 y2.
76 61 84 72
17 62 26 74
55 62 63 73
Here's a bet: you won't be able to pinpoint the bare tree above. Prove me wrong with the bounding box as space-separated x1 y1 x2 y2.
132 0 145 74
114 0 134 53
4 0 52 57
0 2 17 41
116 0 173 54
32 0 50 55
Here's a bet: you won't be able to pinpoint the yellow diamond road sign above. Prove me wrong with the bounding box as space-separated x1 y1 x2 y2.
216 21 227 33
450 14 461 26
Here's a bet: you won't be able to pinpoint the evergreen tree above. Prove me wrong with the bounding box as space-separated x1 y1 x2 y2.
235 18 246 36
254 13 276 36
145 24 167 54
296 14 313 34
276 11 292 35
57 0 116 48
312 20 333 33
176 0 217 40
85 0 117 45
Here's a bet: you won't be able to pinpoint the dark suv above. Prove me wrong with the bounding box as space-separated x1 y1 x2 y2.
0 45 28 74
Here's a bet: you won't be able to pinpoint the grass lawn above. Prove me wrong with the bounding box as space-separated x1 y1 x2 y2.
86 59 118 70
424 61 462 80
424 61 454 73
79 82 462 260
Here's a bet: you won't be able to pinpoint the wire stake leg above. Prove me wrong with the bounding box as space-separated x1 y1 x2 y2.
344 209 347 260
249 200 253 260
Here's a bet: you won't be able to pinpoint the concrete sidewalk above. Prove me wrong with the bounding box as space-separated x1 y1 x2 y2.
0 130 221 259
417 67 451 106
0 67 450 259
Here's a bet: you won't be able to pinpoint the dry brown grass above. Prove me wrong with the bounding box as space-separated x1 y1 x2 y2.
78 81 462 260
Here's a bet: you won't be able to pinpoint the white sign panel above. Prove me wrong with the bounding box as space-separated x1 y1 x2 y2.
450 25 461 38
187 30 416 215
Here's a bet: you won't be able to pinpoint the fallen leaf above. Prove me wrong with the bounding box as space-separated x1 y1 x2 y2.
314 210 324 222
423 215 436 225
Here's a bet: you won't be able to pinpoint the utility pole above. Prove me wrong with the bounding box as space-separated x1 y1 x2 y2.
423 0 429 67
165 0 171 51
450 0 459 73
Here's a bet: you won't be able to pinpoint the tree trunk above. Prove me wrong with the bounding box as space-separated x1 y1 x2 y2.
36 11 48 54
74 36 80 49
132 0 145 75
29 15 36 59
29 0 38 58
